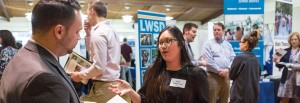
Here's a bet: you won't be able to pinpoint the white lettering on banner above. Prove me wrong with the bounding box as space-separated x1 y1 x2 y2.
249 0 259 3
139 19 165 32
249 8 261 10
145 20 153 32
239 8 248 10
140 19 146 31
228 8 237 10
153 21 159 32
254 47 260 50
239 0 248 3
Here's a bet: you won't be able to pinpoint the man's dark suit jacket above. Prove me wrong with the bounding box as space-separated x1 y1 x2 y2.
0 40 80 103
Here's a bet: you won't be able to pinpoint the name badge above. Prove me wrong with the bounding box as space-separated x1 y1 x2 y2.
169 78 186 88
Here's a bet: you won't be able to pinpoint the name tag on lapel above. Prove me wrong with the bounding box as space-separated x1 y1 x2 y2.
169 78 186 88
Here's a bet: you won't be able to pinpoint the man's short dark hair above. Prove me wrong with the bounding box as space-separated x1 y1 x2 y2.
90 1 107 18
31 0 81 34
183 23 198 35
213 22 225 30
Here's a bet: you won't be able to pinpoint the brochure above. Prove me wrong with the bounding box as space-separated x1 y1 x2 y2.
274 49 287 60
64 52 92 84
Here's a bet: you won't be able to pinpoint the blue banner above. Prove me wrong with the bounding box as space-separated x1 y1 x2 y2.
224 0 264 14
137 10 166 88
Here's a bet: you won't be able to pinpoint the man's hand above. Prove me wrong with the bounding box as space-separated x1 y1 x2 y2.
84 20 91 37
198 56 207 66
70 72 82 82
219 69 229 78
273 57 280 63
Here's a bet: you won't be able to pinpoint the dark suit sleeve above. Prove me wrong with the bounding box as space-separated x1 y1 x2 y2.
22 72 71 103
229 56 245 80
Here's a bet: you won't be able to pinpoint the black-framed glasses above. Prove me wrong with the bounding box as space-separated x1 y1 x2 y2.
158 38 177 47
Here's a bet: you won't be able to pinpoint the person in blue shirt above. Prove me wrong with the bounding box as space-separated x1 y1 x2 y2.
202 22 235 103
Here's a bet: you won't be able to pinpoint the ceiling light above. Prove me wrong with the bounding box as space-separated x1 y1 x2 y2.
122 15 133 23
28 1 34 6
166 16 173 20
125 5 130 10
25 13 32 21
166 8 170 12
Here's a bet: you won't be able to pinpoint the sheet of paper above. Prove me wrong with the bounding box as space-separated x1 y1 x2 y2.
106 95 128 103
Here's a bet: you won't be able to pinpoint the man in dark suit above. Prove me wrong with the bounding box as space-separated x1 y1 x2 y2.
0 0 82 103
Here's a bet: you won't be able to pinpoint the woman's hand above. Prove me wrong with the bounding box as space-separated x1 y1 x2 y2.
109 79 133 96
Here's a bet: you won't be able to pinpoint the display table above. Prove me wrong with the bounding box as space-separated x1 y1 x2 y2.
259 81 275 103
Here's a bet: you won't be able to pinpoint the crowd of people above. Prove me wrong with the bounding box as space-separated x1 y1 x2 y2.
0 0 299 103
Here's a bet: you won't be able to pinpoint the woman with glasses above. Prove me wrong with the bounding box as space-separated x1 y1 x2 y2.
229 31 260 103
109 26 209 103
274 32 300 103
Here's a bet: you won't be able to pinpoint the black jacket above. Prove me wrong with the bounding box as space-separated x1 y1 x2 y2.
229 50 260 103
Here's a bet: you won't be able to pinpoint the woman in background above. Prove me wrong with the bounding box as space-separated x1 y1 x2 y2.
109 26 209 103
274 32 300 103
0 30 18 75
229 31 260 103
225 29 233 41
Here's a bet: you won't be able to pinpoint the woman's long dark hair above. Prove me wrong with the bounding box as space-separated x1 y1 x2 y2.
0 30 17 51
139 26 193 102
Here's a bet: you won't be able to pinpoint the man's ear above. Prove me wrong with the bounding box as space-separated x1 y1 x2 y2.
54 24 65 40
184 29 189 35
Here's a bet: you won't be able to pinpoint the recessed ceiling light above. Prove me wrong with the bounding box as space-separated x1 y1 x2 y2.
166 8 170 12
28 1 34 6
122 15 133 23
125 5 130 10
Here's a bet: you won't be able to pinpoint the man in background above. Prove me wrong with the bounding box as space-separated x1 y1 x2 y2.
0 0 82 103
71 0 130 102
183 23 207 66
202 22 235 103
121 38 133 67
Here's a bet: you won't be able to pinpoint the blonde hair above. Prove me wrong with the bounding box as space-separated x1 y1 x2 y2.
287 32 300 47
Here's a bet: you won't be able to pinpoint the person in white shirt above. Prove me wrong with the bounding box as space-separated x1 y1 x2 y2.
70 0 130 102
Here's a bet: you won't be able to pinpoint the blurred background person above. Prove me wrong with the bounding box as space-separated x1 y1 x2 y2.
234 26 244 41
109 26 209 103
225 29 233 41
121 38 133 67
274 32 300 103
252 24 261 39
0 30 18 74
70 0 130 102
16 42 23 49
229 31 260 103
